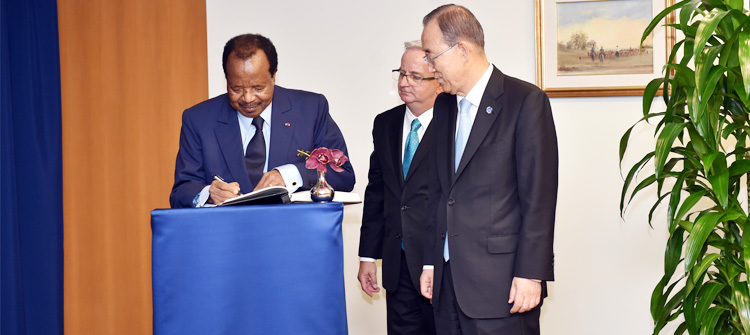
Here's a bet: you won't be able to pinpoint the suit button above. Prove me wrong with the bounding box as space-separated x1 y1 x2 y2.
448 199 455 206
440 233 445 239
396 233 402 239
401 206 407 211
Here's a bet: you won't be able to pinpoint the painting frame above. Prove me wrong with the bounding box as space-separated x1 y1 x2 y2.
535 0 675 97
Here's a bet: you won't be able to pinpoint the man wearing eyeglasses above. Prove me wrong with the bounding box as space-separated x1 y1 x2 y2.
358 41 442 335
418 5 558 335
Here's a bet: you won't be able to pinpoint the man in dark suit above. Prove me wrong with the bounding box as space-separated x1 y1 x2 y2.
358 41 442 334
418 5 558 335
170 34 354 208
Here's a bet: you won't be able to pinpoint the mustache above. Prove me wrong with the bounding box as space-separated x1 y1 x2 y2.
238 101 261 108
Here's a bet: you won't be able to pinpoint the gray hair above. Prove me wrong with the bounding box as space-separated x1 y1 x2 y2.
404 40 422 50
423 4 485 49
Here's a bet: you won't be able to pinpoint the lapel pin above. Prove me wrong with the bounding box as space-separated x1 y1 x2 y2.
486 106 493 114
285 122 291 127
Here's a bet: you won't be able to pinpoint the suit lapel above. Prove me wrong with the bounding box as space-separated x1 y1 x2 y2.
453 67 504 183
215 98 253 191
268 86 295 169
390 107 406 186
439 96 458 188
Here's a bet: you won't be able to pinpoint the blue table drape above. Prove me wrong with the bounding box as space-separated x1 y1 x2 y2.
1 0 64 334
151 202 348 335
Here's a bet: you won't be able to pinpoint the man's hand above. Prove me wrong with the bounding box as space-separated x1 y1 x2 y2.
253 169 286 191
420 269 434 301
357 261 380 297
508 277 542 314
208 180 241 205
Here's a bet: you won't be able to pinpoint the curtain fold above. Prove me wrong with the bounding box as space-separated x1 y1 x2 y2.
0 0 64 334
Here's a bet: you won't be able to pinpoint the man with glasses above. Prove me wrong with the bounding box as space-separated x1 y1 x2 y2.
358 41 442 335
418 5 558 335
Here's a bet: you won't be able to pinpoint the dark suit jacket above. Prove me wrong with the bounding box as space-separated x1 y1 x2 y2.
170 86 355 208
359 104 434 292
425 67 558 319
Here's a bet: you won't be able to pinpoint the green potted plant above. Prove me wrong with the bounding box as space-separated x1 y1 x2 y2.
620 0 750 333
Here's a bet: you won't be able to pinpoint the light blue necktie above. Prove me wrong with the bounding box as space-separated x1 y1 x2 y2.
445 98 472 261
454 98 472 172
402 119 422 180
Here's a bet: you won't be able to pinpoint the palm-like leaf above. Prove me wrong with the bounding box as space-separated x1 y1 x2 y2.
621 1 750 334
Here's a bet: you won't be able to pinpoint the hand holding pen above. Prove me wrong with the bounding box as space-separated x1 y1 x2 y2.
208 174 243 204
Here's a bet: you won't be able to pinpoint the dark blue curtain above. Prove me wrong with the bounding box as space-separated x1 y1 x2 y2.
1 0 64 333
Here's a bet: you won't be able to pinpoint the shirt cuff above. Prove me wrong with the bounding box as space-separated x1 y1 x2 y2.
423 265 434 270
359 257 376 262
274 164 303 192
193 185 211 207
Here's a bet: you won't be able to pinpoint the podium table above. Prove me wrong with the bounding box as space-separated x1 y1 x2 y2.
151 203 347 335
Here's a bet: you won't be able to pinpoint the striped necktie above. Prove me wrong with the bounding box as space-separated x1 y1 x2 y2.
402 118 422 179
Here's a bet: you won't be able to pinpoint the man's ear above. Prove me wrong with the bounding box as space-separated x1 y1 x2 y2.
458 41 470 62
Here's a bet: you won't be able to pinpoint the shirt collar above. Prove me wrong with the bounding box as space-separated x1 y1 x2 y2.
458 63 494 107
236 102 273 130
405 105 434 128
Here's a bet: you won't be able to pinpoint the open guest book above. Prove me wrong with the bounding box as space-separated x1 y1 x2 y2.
218 186 361 206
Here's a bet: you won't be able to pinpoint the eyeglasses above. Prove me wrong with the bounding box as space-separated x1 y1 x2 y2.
423 43 458 66
392 69 435 84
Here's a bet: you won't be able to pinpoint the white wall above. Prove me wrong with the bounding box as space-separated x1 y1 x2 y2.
206 1 673 334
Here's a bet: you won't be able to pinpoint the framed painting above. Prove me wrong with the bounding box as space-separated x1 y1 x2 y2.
535 0 675 97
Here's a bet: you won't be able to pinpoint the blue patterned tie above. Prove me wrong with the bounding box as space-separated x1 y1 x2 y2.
445 98 472 261
402 119 422 180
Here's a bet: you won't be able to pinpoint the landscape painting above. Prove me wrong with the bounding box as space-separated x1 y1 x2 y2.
556 0 653 76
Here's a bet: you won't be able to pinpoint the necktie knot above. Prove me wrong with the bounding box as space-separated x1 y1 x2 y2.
410 118 422 132
252 116 264 130
459 98 472 115
403 118 422 180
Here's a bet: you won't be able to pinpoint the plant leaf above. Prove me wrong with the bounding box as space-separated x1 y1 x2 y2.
619 125 634 168
680 0 702 38
729 159 750 177
628 175 657 207
741 221 750 297
699 306 724 335
667 170 688 228
694 8 729 61
725 0 744 11
655 123 688 179
739 30 750 102
642 0 693 45
684 212 723 272
687 253 720 296
644 78 665 117
621 152 655 214
673 190 708 233
733 286 750 334
696 282 726 326
706 154 729 209
665 227 686 278
696 46 724 96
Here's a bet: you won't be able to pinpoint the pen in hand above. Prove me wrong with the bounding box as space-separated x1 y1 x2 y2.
212 174 244 196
